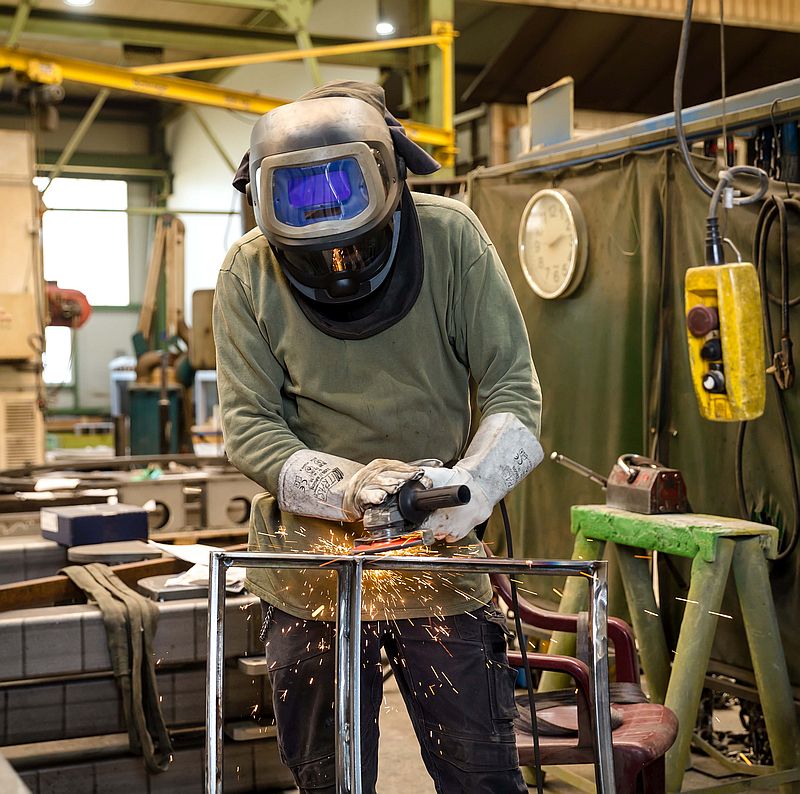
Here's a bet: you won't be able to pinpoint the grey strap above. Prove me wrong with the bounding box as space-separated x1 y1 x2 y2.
62 563 174 773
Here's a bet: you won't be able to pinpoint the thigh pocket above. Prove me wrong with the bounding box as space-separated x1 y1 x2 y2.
488 658 521 721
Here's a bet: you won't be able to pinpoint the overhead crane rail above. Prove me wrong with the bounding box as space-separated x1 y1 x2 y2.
0 22 456 161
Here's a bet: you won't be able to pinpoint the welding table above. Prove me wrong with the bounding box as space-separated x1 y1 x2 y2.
205 551 616 794
539 505 800 793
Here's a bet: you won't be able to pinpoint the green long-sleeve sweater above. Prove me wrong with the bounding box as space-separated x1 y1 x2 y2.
213 192 541 620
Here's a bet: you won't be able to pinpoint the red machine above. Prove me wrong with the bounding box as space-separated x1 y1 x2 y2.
46 282 92 329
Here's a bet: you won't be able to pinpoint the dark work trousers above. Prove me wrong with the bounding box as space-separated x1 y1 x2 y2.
260 602 527 794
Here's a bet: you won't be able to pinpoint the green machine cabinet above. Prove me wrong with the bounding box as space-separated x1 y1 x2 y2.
539 505 800 792
128 384 182 456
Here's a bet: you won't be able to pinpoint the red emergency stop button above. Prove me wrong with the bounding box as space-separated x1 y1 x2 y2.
687 305 719 337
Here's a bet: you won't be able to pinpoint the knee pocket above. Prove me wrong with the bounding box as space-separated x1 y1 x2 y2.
431 728 520 772
290 754 336 790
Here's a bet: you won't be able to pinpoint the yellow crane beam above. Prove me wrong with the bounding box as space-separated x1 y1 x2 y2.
0 46 285 115
0 43 455 152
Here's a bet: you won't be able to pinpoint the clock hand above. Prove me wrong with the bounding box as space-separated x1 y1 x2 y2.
547 231 569 247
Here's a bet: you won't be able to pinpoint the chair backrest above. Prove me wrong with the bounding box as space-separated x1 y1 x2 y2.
488 566 640 684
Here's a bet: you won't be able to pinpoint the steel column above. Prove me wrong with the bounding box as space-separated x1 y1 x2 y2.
587 560 615 793
206 550 228 794
335 558 363 794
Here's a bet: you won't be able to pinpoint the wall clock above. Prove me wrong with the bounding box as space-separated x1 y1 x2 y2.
517 188 588 299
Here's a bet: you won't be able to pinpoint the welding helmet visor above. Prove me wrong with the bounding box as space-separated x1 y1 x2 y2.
272 154 373 228
255 141 398 247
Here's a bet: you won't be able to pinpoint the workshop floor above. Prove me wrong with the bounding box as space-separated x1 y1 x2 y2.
375 674 578 793
280 675 779 792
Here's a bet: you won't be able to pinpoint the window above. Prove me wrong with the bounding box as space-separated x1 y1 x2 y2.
43 325 74 385
35 177 130 306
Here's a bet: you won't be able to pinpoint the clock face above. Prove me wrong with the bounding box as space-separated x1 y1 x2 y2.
517 188 587 299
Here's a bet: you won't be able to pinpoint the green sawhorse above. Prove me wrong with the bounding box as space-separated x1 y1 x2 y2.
538 505 800 792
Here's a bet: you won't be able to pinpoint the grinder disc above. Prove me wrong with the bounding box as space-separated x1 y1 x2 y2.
348 532 426 555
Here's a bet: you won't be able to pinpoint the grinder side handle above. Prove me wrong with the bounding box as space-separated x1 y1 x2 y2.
398 481 471 526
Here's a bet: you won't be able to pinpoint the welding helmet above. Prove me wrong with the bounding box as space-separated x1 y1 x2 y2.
248 96 405 305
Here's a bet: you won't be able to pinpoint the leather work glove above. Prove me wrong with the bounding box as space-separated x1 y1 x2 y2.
420 413 544 544
342 458 428 518
277 451 424 522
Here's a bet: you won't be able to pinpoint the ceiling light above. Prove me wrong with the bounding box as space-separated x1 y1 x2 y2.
375 21 395 36
64 0 95 7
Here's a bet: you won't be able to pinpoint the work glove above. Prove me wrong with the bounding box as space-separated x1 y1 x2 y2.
420 413 544 544
277 451 425 522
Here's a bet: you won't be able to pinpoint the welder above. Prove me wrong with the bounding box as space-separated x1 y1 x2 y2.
213 80 543 793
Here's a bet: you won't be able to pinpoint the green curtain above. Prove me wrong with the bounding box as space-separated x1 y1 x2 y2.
471 149 800 686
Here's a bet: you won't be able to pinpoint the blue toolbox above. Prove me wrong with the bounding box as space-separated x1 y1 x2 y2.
40 503 148 547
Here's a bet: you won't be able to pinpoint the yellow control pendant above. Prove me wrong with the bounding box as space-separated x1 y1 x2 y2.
684 262 766 421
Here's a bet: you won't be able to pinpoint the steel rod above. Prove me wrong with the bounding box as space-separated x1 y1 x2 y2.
42 89 110 193
334 560 353 794
206 551 228 794
350 557 363 793
215 551 600 576
587 561 615 792
131 32 453 76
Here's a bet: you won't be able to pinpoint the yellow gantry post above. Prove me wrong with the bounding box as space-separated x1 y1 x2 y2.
431 19 457 169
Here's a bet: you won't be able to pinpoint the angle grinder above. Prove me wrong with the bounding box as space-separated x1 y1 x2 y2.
352 480 471 554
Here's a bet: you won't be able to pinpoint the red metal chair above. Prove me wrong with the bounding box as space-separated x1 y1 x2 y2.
490 570 678 793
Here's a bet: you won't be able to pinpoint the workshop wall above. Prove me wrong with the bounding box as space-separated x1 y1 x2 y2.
471 150 800 686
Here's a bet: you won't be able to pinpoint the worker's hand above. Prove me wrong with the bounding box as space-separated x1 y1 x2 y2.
278 451 425 523
342 458 428 520
419 413 545 544
419 465 493 544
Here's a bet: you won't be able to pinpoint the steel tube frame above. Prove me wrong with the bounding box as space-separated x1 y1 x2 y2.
206 551 615 794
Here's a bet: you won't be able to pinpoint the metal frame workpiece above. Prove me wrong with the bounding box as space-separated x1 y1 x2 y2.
206 551 615 794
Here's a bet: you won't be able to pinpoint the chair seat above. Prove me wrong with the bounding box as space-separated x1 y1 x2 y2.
516 702 678 769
